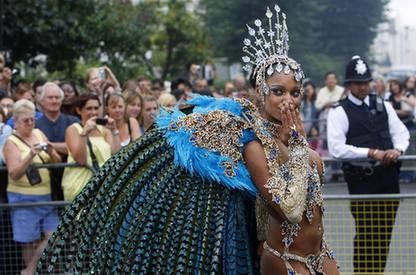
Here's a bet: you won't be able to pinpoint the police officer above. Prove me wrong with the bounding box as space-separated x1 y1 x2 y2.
327 56 410 273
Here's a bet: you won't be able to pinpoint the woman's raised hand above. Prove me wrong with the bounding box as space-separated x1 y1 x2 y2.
81 116 98 136
105 116 116 132
279 102 306 144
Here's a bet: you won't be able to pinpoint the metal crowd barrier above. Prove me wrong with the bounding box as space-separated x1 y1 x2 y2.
0 195 415 273
0 162 94 172
0 157 415 274
324 194 416 274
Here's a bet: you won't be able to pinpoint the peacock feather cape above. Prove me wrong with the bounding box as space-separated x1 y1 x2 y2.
37 96 261 274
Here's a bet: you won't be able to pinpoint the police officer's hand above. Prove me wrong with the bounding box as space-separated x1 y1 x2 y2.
383 149 401 165
371 149 386 162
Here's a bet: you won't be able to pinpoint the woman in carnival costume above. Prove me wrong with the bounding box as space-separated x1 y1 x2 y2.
38 5 339 275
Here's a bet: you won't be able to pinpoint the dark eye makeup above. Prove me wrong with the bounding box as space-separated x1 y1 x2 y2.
269 85 301 97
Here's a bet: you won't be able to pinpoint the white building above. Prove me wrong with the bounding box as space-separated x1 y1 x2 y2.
371 17 416 74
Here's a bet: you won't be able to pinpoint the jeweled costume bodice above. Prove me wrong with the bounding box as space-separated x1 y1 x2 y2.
279 163 325 248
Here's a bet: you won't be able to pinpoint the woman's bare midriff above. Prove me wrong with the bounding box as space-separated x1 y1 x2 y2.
267 207 324 256
261 207 326 274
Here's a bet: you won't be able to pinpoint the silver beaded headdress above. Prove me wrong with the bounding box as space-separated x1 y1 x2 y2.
242 5 305 95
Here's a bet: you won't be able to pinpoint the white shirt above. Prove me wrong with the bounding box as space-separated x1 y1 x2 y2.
327 94 410 159
315 85 344 111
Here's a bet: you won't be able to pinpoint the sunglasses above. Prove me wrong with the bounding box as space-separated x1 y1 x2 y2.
20 117 35 124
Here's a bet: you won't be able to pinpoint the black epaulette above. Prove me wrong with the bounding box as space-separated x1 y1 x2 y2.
332 101 341 108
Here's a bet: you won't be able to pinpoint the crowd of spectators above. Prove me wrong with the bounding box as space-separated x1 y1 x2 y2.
0 55 416 273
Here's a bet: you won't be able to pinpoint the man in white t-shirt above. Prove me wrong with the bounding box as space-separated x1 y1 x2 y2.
315 72 345 111
315 72 345 153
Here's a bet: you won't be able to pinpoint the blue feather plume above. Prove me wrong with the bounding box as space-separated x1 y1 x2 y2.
156 96 257 196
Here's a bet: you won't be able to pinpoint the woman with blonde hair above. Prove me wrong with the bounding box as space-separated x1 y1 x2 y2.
105 92 141 147
157 93 177 109
3 99 61 275
123 90 142 120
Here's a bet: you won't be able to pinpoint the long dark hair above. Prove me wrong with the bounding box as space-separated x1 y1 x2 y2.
59 81 79 97
74 93 101 110
302 80 316 102
389 79 403 95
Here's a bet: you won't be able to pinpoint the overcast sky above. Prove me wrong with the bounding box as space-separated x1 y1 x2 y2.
388 0 416 28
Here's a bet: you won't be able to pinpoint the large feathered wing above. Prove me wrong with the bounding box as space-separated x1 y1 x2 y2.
37 98 259 274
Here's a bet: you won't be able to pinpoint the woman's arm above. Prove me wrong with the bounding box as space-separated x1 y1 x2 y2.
104 128 121 154
38 131 61 163
129 117 141 140
244 140 287 219
309 148 324 181
45 141 61 163
65 125 88 165
104 117 121 153
245 138 309 224
103 66 121 91
48 142 68 155
3 140 40 180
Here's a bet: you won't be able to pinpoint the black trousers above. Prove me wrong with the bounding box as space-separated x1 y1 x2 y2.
350 199 399 273
345 164 400 273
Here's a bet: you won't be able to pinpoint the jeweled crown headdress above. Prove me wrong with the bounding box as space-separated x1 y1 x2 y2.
242 5 305 95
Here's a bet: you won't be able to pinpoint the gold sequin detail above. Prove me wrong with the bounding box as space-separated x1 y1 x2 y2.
168 110 250 176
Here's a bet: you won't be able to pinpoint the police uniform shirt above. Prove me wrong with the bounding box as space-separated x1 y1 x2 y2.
327 93 410 159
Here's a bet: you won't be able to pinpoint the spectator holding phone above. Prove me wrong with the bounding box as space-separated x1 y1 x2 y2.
85 66 120 115
62 94 120 201
105 93 141 147
2 99 61 275
85 66 120 95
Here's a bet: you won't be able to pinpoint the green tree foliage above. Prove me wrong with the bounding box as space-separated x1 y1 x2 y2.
3 0 112 73
200 0 388 83
151 0 209 79
3 0 208 82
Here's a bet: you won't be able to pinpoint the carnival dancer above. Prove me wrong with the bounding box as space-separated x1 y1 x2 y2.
37 5 338 275
240 6 339 275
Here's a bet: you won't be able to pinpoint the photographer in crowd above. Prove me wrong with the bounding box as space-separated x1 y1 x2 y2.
3 99 61 275
85 66 120 117
61 94 120 201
